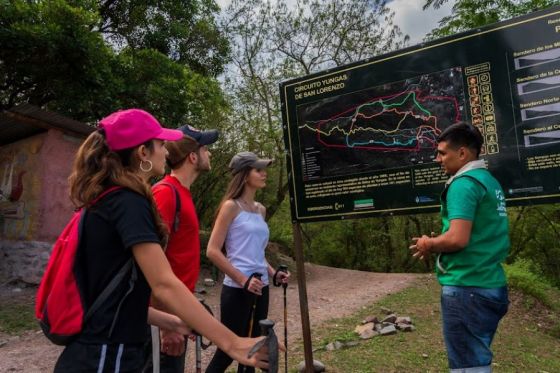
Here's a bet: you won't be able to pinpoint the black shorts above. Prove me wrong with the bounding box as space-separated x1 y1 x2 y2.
54 341 146 373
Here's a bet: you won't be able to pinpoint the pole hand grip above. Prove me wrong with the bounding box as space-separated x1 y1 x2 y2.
273 265 288 288
244 272 263 293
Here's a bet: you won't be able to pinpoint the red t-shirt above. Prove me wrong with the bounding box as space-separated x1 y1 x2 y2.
153 175 200 291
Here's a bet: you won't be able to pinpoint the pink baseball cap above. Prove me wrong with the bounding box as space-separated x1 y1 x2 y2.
99 109 184 151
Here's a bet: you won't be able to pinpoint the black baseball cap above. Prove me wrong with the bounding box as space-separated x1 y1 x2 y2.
178 125 219 146
229 151 273 174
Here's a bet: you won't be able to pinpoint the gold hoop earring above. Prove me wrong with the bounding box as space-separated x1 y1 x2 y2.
140 160 153 172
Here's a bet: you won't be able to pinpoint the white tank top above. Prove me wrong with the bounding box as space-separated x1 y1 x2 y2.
223 200 270 288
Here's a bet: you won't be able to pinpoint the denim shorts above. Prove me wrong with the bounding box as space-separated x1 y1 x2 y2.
441 286 509 372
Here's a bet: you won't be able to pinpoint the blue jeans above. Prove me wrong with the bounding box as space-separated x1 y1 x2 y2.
441 286 509 372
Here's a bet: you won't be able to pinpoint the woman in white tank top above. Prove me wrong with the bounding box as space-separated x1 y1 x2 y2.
206 152 290 373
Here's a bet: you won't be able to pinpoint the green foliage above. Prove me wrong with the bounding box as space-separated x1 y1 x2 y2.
505 259 560 310
508 205 560 287
269 196 440 274
114 48 229 127
424 0 560 40
267 199 560 291
97 0 229 76
320 330 357 345
0 0 115 114
0 0 229 123
268 198 295 248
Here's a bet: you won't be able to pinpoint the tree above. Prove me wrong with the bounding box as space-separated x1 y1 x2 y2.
97 0 229 76
0 0 229 124
0 0 115 115
113 48 228 127
221 0 409 222
424 0 559 39
271 0 409 74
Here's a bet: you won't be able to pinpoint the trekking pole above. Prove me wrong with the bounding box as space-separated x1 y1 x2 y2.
194 298 214 373
259 319 279 373
240 272 263 373
245 272 263 338
273 265 289 373
195 334 202 373
247 320 278 373
150 325 160 373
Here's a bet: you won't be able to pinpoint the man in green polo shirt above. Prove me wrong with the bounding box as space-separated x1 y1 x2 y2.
410 122 509 373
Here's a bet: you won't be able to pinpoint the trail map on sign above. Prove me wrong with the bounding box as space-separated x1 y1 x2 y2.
281 6 560 222
297 68 465 180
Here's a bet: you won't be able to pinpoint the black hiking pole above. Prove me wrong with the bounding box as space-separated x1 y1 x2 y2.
194 299 214 373
273 265 289 373
241 272 263 373
195 328 213 373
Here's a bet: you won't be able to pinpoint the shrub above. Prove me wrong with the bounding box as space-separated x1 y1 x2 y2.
504 259 559 311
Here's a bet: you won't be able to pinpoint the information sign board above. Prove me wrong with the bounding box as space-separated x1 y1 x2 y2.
280 7 560 222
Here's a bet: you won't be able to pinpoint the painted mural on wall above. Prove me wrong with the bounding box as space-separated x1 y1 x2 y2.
0 136 42 240
1 158 26 205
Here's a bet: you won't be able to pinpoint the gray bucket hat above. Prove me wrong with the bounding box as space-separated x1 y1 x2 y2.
229 151 273 174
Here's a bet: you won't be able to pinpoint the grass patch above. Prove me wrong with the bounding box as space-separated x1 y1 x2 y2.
288 275 560 373
0 283 38 335
0 302 37 335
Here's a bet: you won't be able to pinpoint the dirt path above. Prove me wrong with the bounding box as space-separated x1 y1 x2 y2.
0 264 420 372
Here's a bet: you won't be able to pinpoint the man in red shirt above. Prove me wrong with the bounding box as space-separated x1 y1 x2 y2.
147 125 219 373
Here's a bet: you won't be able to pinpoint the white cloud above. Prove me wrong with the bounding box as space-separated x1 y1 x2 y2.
388 0 455 45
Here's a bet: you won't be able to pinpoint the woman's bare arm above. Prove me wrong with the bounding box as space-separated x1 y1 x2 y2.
206 200 250 287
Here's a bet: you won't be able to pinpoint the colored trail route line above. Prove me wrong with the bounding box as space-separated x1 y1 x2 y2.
299 89 461 151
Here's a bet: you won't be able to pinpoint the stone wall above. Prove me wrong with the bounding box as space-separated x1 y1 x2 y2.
0 240 51 284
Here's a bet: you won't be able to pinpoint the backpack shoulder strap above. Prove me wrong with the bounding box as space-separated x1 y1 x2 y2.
155 181 181 232
90 186 123 206
83 259 134 324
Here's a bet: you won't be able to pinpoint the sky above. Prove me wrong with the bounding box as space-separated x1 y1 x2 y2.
388 0 455 44
215 0 455 45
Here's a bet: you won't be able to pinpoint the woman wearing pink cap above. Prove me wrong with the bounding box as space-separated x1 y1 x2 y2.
53 110 271 372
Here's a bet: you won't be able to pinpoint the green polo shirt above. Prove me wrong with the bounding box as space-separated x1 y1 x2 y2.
437 168 510 288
